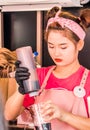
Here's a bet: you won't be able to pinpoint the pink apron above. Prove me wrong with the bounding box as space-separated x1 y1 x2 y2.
35 66 89 130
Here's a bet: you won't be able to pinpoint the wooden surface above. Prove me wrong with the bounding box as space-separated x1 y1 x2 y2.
8 124 34 130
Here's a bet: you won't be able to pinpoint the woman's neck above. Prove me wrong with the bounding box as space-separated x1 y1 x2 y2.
53 62 81 79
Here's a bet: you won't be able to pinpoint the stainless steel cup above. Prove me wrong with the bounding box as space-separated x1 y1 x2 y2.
16 46 40 97
32 104 51 130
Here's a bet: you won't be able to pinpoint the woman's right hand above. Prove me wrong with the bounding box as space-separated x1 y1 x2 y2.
15 60 30 94
40 100 65 122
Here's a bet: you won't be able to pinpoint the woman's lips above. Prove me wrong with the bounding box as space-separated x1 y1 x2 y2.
55 58 62 62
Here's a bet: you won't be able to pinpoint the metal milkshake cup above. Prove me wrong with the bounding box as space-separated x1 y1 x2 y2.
16 46 40 97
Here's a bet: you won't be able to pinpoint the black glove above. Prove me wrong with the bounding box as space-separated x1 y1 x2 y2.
15 60 30 94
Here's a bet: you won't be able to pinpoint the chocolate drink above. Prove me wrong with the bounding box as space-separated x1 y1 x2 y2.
35 123 51 130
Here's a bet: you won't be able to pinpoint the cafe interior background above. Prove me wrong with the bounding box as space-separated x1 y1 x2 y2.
0 0 90 129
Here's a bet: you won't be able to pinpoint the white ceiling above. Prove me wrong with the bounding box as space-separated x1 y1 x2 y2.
0 0 82 7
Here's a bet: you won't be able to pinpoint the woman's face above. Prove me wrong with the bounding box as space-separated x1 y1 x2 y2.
47 30 80 67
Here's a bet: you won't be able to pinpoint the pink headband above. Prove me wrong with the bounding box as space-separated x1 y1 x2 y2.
46 11 86 40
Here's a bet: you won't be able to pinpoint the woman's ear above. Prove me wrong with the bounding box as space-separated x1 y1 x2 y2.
77 40 84 51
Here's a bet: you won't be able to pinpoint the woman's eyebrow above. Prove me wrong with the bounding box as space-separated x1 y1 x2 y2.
48 42 67 45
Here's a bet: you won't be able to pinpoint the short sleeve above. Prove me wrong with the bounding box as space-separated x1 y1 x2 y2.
23 94 35 108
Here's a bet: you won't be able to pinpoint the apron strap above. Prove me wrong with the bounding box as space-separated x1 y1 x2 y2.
80 68 89 88
38 66 56 94
72 68 89 117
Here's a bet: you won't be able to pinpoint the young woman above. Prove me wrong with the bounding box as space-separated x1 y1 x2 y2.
4 6 90 130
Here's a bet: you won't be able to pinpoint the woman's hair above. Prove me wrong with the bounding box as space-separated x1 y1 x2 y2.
80 8 90 28
0 48 17 77
44 6 90 44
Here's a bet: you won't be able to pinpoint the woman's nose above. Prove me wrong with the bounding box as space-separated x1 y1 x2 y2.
54 47 60 56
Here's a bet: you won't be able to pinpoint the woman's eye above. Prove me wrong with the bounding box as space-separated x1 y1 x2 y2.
49 46 54 48
61 47 67 49
60 45 67 49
